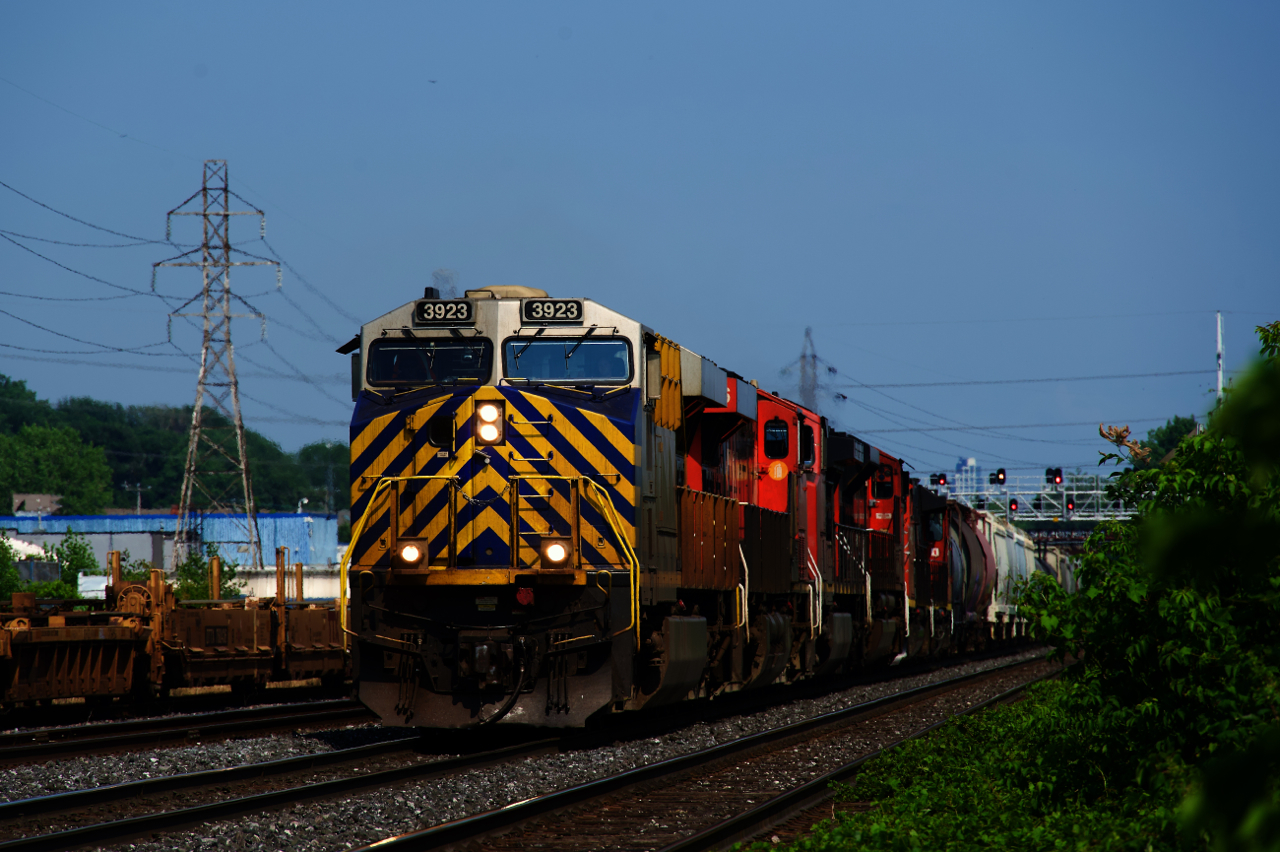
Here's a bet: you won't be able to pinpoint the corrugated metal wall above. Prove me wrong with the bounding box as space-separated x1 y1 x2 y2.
0 513 339 569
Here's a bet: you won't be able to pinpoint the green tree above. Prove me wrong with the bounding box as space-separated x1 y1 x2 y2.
1025 320 1280 848
0 538 22 600
295 440 350 513
1133 414 1199 469
172 543 245 600
0 424 111 514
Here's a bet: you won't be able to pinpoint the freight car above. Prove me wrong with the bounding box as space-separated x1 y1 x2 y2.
0 549 345 708
339 286 1070 729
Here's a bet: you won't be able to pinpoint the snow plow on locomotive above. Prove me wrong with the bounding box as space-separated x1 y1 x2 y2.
339 286 1070 729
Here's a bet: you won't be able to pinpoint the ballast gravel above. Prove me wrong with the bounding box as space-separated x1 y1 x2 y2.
0 725 412 804
65 647 1049 852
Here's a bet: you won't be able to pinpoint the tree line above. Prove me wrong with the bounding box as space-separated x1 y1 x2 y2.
0 373 348 516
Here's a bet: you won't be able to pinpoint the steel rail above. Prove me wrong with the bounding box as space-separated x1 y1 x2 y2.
0 734 419 821
0 654 1045 852
0 737 565 852
0 699 371 763
347 655 1049 852
655 667 1062 852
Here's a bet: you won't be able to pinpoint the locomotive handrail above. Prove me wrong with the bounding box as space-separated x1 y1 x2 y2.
337 474 462 646
508 474 640 650
580 477 640 650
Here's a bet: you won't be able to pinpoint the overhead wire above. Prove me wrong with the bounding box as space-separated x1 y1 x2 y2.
834 369 1214 389
0 228 167 249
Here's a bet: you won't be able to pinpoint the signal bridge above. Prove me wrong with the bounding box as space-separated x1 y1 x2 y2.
928 472 1135 522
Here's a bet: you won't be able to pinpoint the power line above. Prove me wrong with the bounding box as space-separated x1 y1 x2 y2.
0 350 345 383
856 417 1171 435
0 177 166 243
0 228 166 249
260 237 362 325
0 306 187 356
0 287 137 303
0 75 193 163
816 309 1230 328
836 369 1214 389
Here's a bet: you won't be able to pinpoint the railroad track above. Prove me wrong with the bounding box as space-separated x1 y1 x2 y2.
351 656 1058 852
0 698 374 765
0 653 1053 852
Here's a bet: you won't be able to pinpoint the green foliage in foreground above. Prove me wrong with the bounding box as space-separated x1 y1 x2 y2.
756 321 1280 852
743 681 1191 852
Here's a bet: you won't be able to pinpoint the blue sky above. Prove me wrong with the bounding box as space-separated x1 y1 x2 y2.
2 3 1277 478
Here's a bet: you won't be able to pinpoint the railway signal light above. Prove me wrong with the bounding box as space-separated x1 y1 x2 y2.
1066 497 1075 514
929 474 938 486
1009 498 1019 512
1045 467 1063 485
996 468 1006 484
937 473 947 487
474 401 506 445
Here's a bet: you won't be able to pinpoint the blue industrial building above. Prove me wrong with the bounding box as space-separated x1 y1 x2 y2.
0 513 339 571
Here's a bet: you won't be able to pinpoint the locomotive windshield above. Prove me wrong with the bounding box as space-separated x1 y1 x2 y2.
503 337 632 384
366 338 493 386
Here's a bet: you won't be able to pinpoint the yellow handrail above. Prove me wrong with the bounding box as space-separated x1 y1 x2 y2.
338 474 461 646
580 477 641 650
510 474 641 650
340 473 640 652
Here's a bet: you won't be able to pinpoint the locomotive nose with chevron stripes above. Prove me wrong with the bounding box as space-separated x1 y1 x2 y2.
338 285 1077 729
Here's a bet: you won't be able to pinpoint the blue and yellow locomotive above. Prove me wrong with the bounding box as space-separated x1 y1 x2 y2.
340 285 663 727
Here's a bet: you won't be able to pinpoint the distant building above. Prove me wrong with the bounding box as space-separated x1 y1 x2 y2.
11 494 61 515
0 513 339 572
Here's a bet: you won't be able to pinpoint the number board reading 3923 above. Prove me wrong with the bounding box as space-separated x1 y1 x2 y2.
414 299 474 326
522 298 583 324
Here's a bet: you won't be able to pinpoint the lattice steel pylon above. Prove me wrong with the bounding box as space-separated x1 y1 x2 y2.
154 160 277 573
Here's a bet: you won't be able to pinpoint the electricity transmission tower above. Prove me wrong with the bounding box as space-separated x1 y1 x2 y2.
155 160 277 573
780 327 839 414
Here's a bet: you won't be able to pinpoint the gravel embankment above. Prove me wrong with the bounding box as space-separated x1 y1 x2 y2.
75 648 1050 852
0 725 412 804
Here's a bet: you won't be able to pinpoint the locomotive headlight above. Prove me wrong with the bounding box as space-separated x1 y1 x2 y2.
473 401 505 445
398 542 424 564
540 537 572 566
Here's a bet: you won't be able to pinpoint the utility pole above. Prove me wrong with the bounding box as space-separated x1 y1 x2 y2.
1216 310 1224 404
155 161 277 573
122 482 150 514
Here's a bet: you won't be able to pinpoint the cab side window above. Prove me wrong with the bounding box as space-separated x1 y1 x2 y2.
763 418 789 460
799 424 814 467
872 466 896 499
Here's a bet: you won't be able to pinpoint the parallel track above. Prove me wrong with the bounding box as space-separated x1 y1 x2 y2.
349 657 1055 851
0 653 1048 852
0 699 373 765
